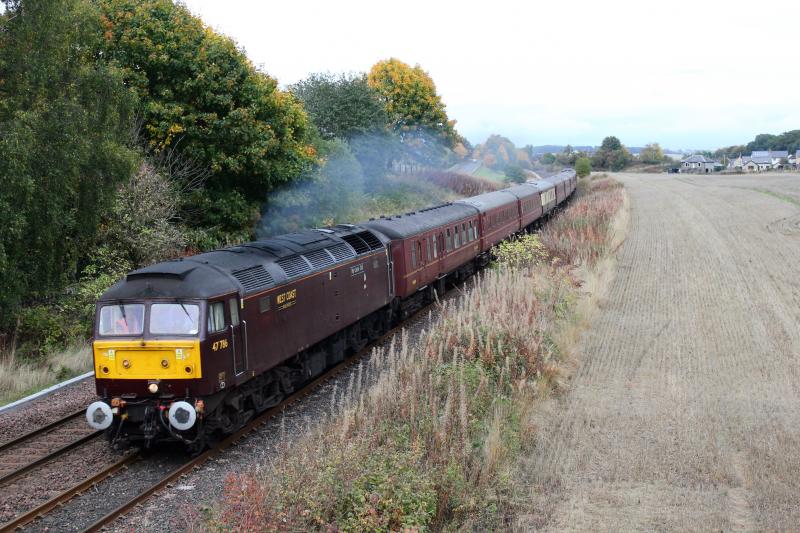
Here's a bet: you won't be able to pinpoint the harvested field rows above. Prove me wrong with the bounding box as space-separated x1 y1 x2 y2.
519 173 800 531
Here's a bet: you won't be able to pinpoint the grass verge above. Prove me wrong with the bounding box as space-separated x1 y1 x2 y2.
0 343 92 406
198 178 628 531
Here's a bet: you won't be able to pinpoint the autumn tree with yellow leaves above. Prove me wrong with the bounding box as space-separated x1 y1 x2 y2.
367 58 460 149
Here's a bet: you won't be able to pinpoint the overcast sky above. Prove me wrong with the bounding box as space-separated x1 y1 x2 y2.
183 0 799 151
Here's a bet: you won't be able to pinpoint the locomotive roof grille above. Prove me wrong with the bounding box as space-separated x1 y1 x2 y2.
340 234 371 255
303 248 335 269
276 256 312 279
328 243 355 262
232 265 274 292
356 230 383 251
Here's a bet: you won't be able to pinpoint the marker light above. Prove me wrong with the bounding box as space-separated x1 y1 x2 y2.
148 382 159 394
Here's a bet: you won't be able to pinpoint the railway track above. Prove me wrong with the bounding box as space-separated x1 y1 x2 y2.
1 304 424 532
0 410 101 489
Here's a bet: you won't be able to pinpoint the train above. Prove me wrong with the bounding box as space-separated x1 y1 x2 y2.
85 169 577 451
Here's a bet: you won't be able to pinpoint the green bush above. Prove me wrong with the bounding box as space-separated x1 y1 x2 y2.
493 234 547 270
575 156 591 177
336 448 437 531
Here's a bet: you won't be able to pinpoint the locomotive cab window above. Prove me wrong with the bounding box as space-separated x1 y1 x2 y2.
208 301 226 333
150 303 200 335
98 304 144 336
229 299 240 327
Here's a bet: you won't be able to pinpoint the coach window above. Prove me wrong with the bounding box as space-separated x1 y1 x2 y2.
417 241 423 265
454 226 460 248
461 223 467 243
446 229 452 251
468 221 473 242
410 243 417 268
433 235 438 258
208 302 226 333
426 237 431 261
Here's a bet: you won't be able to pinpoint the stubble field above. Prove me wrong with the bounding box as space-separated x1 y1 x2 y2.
518 172 800 531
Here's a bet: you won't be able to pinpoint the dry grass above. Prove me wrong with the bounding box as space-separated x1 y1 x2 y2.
416 170 501 196
0 343 92 406
204 177 627 531
540 178 624 266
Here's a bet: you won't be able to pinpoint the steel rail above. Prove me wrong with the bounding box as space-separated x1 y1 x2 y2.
0 429 101 487
0 452 139 532
0 409 85 454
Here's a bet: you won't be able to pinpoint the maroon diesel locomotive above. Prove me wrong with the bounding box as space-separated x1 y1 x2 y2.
85 170 577 450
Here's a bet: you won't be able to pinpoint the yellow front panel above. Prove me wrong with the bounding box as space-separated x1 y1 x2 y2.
93 339 202 380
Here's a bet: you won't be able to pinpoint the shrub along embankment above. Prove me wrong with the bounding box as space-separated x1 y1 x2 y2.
205 177 627 531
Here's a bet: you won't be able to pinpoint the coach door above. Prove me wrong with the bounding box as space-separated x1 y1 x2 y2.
228 297 248 381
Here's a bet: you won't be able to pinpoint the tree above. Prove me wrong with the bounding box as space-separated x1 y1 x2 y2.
97 0 317 230
0 0 139 324
639 143 665 164
575 157 591 177
473 135 519 170
744 130 800 154
291 72 388 141
600 136 623 152
367 58 459 148
540 153 557 165
592 136 631 171
504 165 526 184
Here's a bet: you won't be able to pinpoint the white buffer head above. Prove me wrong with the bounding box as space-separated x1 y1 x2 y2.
168 401 197 431
86 401 113 430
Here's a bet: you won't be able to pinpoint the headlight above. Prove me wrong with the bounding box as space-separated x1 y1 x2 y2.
168 401 197 431
86 401 113 430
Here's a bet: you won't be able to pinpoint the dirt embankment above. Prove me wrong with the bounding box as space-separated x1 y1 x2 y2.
518 173 800 531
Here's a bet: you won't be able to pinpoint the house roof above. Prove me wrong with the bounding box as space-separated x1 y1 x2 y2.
751 156 772 164
770 150 788 158
682 154 713 163
751 151 770 157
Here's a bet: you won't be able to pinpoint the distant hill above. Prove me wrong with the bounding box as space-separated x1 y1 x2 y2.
529 145 596 155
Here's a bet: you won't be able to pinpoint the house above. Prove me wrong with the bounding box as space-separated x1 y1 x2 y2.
751 155 773 171
681 154 718 173
728 150 793 172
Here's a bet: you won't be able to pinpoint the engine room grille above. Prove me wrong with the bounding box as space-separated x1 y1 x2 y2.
277 255 312 279
231 265 274 292
356 230 383 251
303 248 335 269
327 243 355 262
341 234 370 255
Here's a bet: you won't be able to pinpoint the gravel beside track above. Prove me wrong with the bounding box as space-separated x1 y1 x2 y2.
0 437 119 525
520 173 800 531
0 377 96 445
